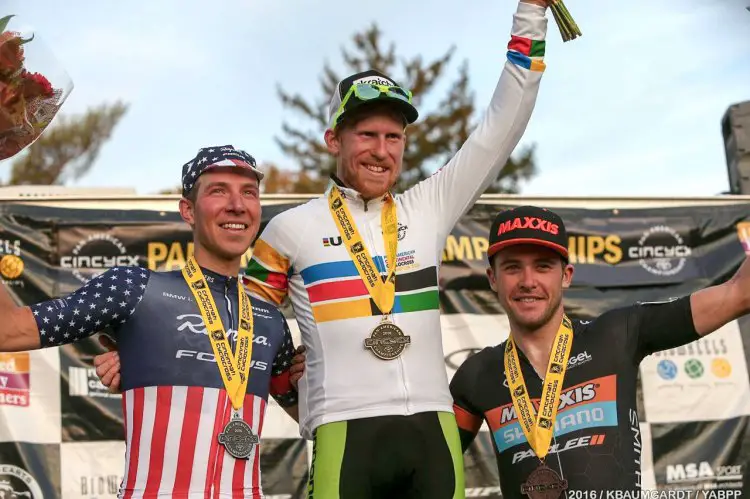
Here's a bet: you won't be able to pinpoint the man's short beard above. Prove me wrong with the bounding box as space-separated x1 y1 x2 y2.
508 293 563 333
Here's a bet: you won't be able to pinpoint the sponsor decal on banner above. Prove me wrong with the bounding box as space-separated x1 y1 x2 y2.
60 441 125 498
0 353 30 407
640 321 750 423
627 225 692 276
0 464 43 499
147 241 253 271
68 367 120 399
0 238 24 288
664 462 743 488
60 233 139 283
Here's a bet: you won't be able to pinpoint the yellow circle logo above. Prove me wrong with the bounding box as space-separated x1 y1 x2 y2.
711 358 732 378
0 254 24 279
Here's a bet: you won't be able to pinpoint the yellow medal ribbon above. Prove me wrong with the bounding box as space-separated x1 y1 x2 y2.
503 315 574 460
182 256 254 410
328 185 398 315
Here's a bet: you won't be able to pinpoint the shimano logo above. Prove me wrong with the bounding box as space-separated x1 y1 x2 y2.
175 350 269 371
176 314 269 346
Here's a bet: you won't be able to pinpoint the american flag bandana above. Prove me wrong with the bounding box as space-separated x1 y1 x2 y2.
181 145 264 197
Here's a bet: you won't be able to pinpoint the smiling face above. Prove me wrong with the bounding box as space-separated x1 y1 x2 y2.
324 103 406 200
487 244 574 333
178 169 261 272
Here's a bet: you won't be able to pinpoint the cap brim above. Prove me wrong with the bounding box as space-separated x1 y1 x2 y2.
204 161 264 181
487 238 569 261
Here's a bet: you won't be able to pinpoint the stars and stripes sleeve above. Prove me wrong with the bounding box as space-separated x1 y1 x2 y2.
31 267 149 347
268 315 298 408
243 216 296 306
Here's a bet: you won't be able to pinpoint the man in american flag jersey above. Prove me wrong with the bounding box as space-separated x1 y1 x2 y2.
0 144 305 498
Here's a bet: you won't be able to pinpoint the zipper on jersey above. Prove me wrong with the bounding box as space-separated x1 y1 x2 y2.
361 208 409 406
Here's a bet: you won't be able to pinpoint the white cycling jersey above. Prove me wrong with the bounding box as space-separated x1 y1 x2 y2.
244 2 548 440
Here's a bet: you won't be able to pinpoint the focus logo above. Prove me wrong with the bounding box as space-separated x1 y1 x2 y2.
61 233 138 283
628 225 691 276
0 353 30 407
0 464 43 499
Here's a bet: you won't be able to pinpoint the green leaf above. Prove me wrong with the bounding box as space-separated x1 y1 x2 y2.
19 33 34 45
0 15 15 33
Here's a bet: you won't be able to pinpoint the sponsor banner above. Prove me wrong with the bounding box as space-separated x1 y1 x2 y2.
59 339 124 442
0 349 61 445
0 442 61 499
1 201 750 494
641 320 750 423
650 416 750 490
59 441 124 499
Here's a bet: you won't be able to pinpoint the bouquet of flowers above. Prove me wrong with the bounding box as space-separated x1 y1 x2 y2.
0 14 73 161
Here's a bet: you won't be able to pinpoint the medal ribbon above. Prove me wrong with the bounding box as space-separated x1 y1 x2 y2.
182 256 254 411
328 185 398 315
504 315 574 460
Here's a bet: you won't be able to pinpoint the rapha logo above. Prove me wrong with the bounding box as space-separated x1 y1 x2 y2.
176 314 269 346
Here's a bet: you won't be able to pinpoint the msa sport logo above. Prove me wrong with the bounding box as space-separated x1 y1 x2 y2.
176 350 269 371
512 434 606 464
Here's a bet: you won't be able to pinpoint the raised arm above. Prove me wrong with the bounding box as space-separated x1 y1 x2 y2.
690 255 750 336
402 0 549 238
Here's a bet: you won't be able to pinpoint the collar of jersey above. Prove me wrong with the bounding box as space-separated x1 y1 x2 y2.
326 174 392 211
198 266 240 292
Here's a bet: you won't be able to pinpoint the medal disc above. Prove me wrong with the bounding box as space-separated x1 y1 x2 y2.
520 464 568 499
364 321 411 360
217 416 259 459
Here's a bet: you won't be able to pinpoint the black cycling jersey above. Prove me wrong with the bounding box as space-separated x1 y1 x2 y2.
450 296 700 497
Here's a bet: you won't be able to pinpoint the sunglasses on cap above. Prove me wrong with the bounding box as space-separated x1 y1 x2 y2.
331 83 413 128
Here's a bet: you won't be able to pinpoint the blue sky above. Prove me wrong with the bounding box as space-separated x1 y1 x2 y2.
4 0 750 196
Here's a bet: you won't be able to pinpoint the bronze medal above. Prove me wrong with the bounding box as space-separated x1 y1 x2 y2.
520 463 568 499
364 320 411 360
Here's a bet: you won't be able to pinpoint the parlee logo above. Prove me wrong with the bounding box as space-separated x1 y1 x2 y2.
498 217 558 236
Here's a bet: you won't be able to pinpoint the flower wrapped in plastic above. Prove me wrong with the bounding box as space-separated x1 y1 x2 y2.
0 14 73 161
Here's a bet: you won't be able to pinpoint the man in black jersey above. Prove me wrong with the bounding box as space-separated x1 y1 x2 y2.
449 205 750 498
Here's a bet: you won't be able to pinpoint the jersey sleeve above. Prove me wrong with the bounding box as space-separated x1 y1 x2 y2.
243 216 296 306
30 266 149 347
400 2 548 240
449 353 487 452
269 314 298 408
627 295 700 362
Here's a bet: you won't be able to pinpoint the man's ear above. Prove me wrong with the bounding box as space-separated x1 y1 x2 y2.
562 263 574 289
179 198 195 228
486 265 498 293
324 128 340 155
